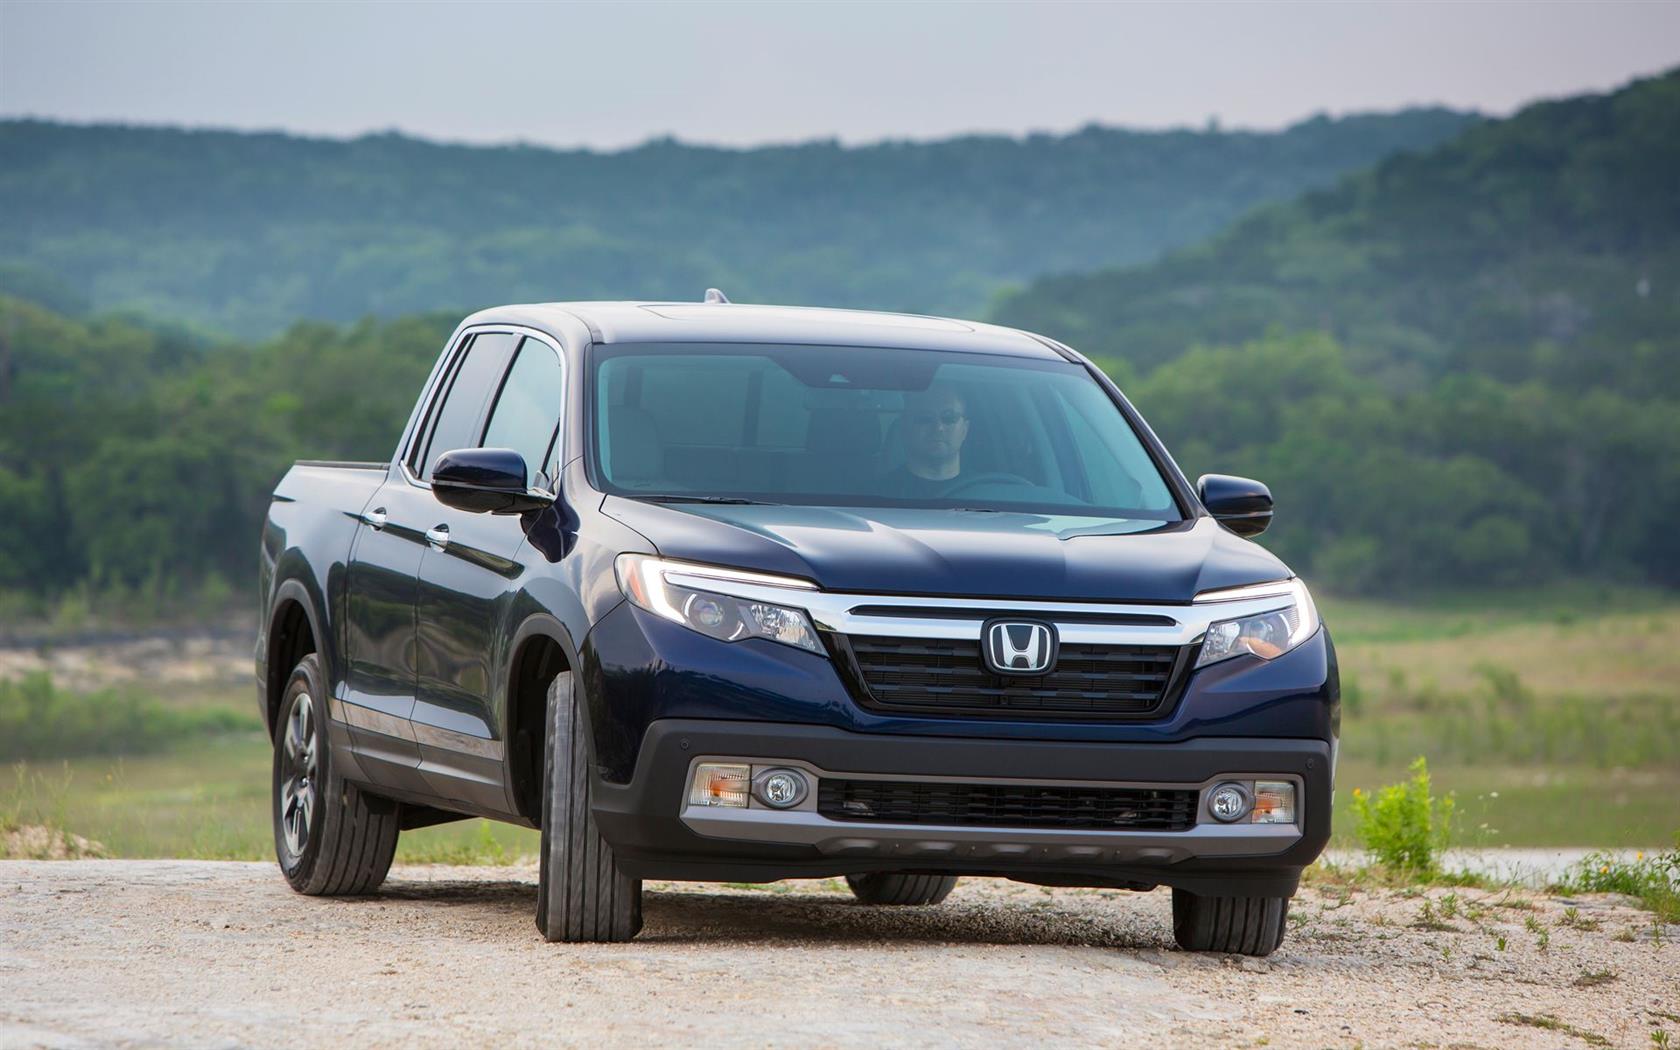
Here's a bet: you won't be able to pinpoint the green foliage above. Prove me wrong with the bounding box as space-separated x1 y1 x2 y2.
0 672 259 761
0 110 1476 337
0 296 450 596
1119 332 1680 590
1351 757 1456 876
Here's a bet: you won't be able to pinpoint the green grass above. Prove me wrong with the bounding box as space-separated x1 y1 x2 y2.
1321 586 1680 849
1315 582 1675 644
2 585 1677 859
0 672 261 761
3 736 538 862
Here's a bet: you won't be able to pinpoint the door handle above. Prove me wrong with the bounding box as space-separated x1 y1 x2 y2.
425 524 450 550
362 507 387 530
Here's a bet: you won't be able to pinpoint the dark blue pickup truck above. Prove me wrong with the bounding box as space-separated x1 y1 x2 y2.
256 296 1337 956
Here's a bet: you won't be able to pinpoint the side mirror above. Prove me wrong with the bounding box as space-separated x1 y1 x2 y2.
432 448 555 515
1197 474 1273 537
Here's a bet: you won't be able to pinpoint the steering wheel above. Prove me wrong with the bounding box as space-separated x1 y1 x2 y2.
940 472 1035 497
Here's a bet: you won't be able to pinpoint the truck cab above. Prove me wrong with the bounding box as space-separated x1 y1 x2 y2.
257 298 1337 956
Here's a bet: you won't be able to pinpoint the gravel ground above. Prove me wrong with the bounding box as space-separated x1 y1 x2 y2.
1 861 1675 1049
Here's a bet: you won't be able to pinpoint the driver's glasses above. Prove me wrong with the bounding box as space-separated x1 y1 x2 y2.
909 410 965 427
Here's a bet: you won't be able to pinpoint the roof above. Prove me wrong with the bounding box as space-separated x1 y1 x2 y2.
458 300 1065 359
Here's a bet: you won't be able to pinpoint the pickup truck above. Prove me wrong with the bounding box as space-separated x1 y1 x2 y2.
256 296 1337 956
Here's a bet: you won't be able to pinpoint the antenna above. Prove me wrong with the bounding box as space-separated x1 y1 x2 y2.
704 288 731 304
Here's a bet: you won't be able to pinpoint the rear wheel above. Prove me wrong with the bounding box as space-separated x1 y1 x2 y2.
272 653 400 895
845 872 958 906
536 671 643 942
1171 889 1289 956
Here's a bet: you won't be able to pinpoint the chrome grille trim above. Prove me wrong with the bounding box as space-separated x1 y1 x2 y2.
658 568 1297 645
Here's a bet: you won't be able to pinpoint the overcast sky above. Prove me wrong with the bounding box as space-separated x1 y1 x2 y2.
2 0 1677 150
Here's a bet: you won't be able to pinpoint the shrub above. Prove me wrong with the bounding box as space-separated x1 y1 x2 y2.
1351 756 1456 876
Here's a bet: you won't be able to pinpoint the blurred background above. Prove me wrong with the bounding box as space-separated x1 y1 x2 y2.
1 0 1676 861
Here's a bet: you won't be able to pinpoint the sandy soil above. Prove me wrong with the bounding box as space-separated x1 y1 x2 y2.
0 633 251 693
1 861 1674 1049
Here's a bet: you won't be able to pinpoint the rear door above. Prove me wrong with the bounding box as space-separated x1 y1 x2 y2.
412 332 563 812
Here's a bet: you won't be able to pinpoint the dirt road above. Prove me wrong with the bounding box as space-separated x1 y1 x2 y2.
1 861 1674 1048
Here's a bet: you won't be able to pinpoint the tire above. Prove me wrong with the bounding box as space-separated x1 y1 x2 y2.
536 671 643 942
1171 889 1290 956
272 653 400 895
845 872 958 906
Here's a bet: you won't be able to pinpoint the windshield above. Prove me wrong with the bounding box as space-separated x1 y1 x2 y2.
591 342 1182 519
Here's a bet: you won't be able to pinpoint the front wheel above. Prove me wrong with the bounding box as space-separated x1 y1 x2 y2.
535 671 643 942
845 872 958 906
272 653 400 895
1171 889 1289 956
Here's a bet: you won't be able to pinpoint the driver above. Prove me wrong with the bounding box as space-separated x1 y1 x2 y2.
882 385 970 498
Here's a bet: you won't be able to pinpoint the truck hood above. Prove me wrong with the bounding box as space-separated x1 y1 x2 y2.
599 499 1290 603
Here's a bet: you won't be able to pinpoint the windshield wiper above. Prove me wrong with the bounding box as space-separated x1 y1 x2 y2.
634 494 782 506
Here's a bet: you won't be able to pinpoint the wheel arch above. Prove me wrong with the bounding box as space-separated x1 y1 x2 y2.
265 577 329 740
504 612 583 825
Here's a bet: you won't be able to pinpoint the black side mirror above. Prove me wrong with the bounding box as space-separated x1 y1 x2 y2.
432 448 555 515
1197 474 1273 537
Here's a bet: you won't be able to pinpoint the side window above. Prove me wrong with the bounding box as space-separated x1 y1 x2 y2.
481 337 564 487
418 332 520 480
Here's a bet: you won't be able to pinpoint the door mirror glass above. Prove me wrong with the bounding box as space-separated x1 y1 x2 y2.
1197 474 1273 537
432 448 553 515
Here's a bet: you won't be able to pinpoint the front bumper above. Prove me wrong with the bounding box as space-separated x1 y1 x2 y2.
593 719 1333 896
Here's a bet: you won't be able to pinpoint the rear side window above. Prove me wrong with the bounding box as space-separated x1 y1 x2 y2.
418 332 520 480
481 337 564 487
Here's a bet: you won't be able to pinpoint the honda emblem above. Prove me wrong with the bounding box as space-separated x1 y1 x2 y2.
983 619 1058 675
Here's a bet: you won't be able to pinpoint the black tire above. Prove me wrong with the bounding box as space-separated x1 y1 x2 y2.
845 872 958 906
1171 889 1290 956
272 653 400 895
536 671 643 942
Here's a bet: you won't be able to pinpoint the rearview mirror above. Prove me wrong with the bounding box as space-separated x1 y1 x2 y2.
1197 474 1273 537
432 448 554 515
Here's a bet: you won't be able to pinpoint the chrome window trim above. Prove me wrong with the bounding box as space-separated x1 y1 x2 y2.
401 323 568 497
656 565 1298 646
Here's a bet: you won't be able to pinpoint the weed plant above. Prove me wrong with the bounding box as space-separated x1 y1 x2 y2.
1351 756 1456 877
1554 840 1680 923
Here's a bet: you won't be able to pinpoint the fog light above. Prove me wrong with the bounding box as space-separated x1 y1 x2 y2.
1208 782 1252 823
689 763 750 808
1251 780 1296 824
753 768 810 809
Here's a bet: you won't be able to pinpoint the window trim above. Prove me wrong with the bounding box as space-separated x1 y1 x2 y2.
402 324 567 493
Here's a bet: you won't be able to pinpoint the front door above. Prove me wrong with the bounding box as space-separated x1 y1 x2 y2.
341 476 436 787
412 333 564 813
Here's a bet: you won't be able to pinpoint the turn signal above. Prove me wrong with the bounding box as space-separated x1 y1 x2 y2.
688 763 750 808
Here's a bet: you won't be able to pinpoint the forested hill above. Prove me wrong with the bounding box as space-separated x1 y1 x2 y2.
991 70 1680 591
993 68 1680 396
0 109 1475 337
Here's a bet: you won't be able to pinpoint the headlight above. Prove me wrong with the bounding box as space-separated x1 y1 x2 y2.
1193 577 1318 669
615 553 824 654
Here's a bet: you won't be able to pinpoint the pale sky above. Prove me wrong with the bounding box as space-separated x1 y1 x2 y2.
2 0 1677 149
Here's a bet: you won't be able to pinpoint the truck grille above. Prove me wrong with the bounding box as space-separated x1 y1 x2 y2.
817 779 1197 831
837 635 1185 719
